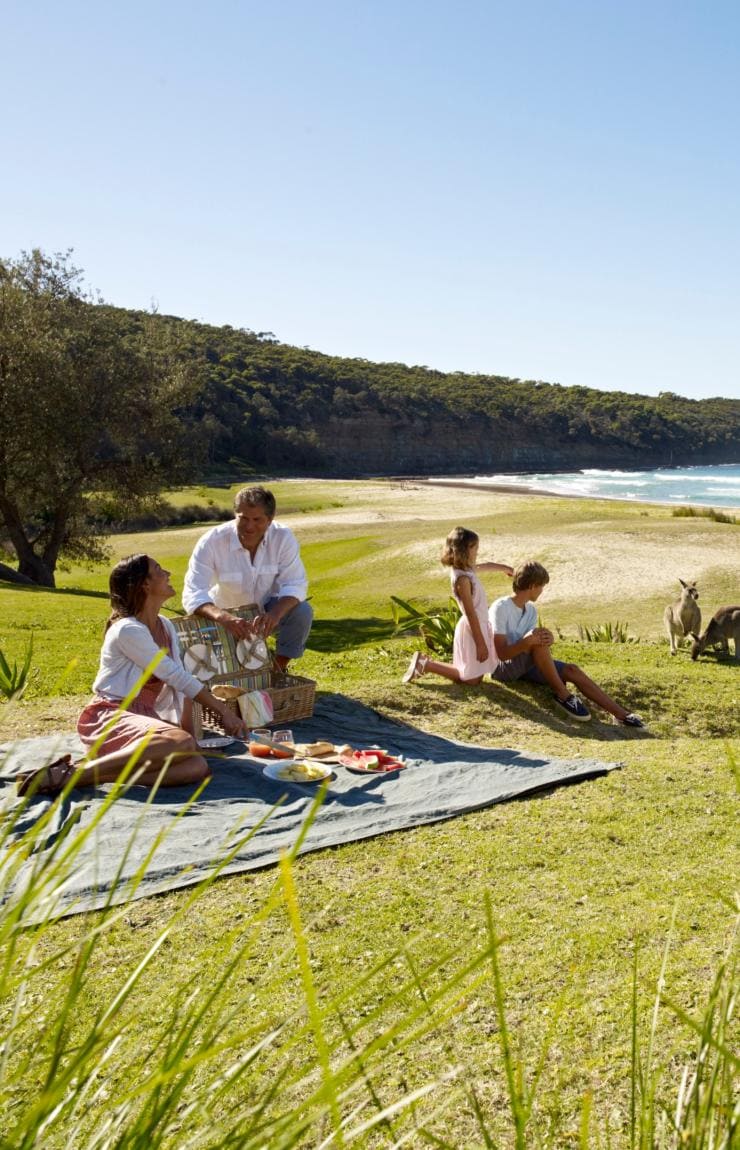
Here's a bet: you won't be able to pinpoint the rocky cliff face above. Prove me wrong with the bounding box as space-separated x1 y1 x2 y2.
303 413 730 475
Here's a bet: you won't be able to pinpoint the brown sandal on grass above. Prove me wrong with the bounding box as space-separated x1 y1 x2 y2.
16 755 77 797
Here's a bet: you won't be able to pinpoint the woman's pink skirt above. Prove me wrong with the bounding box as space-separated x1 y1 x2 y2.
77 696 180 756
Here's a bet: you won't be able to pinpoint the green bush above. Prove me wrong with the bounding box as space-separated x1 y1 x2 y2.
577 620 639 643
390 595 460 657
671 506 737 524
0 639 33 700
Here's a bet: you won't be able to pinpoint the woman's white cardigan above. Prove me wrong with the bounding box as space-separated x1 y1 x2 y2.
92 616 202 724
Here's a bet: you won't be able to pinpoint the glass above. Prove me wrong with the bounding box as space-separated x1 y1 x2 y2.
248 727 273 758
272 729 294 759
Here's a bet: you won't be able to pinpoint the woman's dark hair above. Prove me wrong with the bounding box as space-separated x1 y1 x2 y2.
106 554 151 630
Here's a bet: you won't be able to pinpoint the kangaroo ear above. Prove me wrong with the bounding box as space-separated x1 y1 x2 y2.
679 578 687 588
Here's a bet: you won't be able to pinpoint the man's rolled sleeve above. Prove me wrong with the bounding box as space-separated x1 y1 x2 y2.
182 538 218 614
275 533 308 601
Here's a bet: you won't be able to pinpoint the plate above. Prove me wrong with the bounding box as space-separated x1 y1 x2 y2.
236 637 270 670
184 642 218 681
263 760 332 784
338 750 406 774
197 735 236 749
343 761 406 775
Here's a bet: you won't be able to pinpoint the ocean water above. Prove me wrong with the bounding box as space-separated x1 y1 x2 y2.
432 464 740 509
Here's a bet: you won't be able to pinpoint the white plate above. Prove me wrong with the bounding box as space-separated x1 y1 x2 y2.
197 736 236 749
236 637 270 670
184 642 218 681
263 760 332 784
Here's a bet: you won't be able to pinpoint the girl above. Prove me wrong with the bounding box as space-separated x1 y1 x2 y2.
402 527 513 686
17 554 247 797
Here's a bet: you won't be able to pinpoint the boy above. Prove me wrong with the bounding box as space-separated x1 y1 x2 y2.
489 561 645 727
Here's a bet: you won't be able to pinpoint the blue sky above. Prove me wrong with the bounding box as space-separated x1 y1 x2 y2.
2 0 739 400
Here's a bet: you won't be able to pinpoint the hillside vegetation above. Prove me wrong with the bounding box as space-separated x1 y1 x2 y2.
108 306 739 476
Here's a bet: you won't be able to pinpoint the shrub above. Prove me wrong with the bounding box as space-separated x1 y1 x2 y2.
0 639 33 700
577 620 639 644
671 506 737 524
390 595 460 657
89 497 232 533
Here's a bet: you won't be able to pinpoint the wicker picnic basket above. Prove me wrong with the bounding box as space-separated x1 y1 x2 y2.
171 605 316 738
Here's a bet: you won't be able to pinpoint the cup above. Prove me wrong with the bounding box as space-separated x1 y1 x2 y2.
248 728 273 758
272 729 294 759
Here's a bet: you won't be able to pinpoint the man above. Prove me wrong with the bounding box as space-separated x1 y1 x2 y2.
182 486 312 670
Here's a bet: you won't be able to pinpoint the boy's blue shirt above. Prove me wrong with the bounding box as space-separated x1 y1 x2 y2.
489 595 537 643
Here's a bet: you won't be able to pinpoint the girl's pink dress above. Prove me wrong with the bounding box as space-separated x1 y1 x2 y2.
451 567 497 679
77 624 181 755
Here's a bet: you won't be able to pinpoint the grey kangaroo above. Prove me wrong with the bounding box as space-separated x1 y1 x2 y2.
690 606 740 661
664 580 701 655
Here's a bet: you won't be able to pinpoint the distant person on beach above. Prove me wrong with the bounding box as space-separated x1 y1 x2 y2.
182 485 312 671
17 554 247 797
402 526 514 685
489 561 645 726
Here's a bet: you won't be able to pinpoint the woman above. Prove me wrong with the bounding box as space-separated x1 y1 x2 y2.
18 554 247 796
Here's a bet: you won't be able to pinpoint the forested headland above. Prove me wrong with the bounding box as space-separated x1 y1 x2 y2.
146 308 739 477
1 249 738 585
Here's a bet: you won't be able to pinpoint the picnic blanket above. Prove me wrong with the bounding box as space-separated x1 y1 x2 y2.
0 694 620 919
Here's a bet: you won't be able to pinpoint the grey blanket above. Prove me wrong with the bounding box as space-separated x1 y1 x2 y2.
0 694 619 918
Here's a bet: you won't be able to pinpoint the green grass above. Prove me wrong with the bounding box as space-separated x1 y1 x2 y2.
1 479 738 1144
165 480 350 518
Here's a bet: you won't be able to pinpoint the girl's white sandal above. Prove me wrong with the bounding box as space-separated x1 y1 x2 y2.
402 652 428 683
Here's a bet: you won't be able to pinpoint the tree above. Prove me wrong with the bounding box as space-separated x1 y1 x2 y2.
0 249 202 587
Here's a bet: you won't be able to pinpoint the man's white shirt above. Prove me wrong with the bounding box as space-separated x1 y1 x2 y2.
182 521 308 613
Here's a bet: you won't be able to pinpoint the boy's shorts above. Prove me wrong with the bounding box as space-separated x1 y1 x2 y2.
491 653 567 684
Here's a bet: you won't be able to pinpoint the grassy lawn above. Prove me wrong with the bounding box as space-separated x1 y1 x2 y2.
0 480 737 1146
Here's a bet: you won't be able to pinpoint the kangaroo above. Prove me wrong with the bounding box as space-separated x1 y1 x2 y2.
690 606 740 661
664 580 701 655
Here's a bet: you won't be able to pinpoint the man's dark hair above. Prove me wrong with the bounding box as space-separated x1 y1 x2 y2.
234 486 276 518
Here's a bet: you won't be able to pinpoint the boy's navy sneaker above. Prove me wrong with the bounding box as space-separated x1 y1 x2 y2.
553 693 591 721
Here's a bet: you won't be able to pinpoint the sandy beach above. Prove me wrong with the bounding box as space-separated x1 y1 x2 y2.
269 479 740 621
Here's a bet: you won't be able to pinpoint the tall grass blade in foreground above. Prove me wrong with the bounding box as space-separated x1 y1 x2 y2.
629 901 738 1150
0 751 495 1147
1 723 737 1145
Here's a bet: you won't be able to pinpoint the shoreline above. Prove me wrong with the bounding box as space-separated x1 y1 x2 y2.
419 477 740 512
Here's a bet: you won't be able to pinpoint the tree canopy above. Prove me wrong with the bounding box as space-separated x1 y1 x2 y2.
164 313 738 476
0 250 201 586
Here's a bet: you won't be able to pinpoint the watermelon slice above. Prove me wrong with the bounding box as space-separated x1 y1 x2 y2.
338 749 406 773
